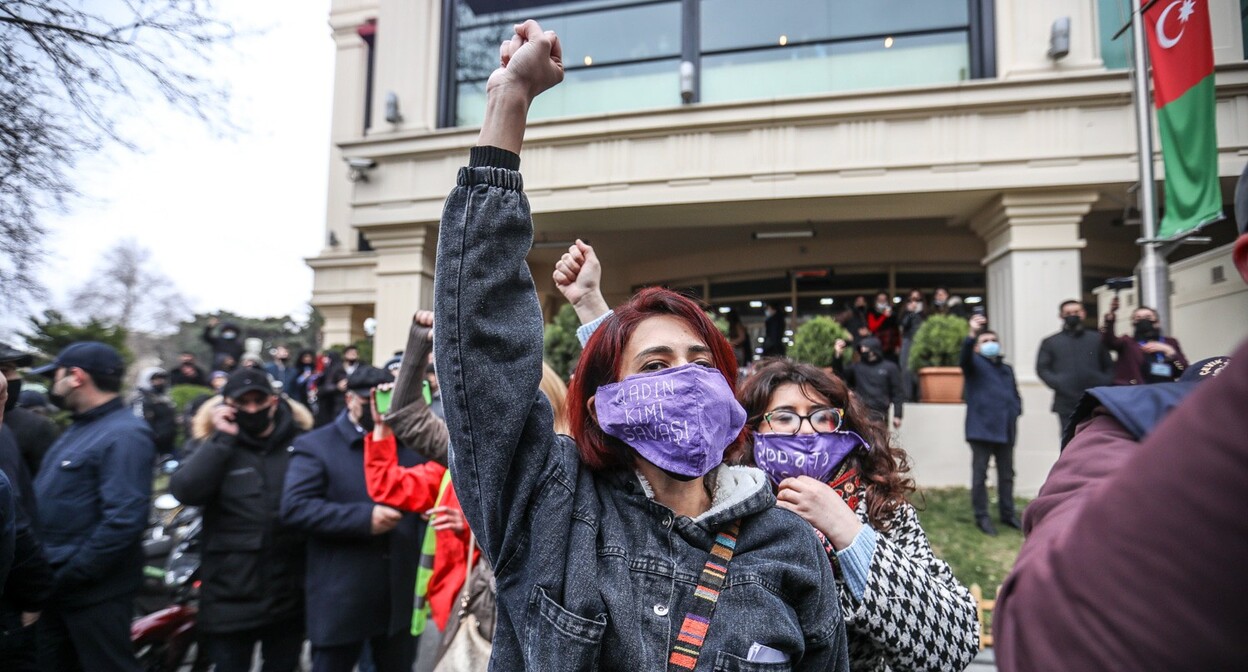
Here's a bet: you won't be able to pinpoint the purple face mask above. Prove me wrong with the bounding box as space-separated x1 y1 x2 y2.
595 363 747 478
753 431 870 486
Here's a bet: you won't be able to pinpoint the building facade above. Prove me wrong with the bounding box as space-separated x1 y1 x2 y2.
309 0 1248 493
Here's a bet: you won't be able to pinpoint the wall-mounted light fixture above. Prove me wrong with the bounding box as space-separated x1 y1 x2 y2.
753 230 815 240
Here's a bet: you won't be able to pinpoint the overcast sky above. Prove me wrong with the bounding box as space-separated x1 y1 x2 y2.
30 0 334 330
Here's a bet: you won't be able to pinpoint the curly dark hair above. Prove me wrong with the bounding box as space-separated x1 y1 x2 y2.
735 359 916 530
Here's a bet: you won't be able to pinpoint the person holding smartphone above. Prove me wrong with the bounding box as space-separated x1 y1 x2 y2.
281 365 432 672
960 313 1022 536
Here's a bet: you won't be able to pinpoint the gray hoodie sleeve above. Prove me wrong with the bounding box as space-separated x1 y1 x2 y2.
433 148 566 571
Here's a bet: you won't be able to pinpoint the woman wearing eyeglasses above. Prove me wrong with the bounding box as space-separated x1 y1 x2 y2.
738 359 980 672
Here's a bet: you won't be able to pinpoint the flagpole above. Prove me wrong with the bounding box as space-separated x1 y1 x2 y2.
1130 0 1171 330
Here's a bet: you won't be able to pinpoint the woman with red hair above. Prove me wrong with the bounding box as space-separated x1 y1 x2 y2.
430 19 847 671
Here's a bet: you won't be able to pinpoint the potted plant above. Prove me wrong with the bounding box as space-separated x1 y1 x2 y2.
790 317 853 375
908 314 970 403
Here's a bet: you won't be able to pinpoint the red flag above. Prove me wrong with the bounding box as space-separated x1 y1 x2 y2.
1144 0 1215 108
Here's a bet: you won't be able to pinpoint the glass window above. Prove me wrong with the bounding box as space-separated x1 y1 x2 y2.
702 32 969 103
452 0 681 125
1097 0 1131 70
701 0 969 52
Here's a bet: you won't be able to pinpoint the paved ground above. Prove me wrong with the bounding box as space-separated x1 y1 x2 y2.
968 647 998 671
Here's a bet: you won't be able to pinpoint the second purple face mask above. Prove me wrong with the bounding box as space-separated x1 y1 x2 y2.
753 431 870 485
594 363 747 478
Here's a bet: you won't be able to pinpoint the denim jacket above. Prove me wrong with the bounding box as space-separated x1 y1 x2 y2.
433 148 848 671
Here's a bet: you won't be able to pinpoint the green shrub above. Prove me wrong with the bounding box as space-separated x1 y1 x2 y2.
544 304 583 381
909 314 969 369
170 384 214 413
789 317 853 368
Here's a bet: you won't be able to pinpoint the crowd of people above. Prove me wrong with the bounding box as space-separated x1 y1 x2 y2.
1 18 1245 672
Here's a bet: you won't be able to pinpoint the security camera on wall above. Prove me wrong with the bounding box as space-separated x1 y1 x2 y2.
346 157 377 183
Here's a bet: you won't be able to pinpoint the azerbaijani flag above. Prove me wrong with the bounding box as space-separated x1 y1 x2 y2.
1144 0 1224 238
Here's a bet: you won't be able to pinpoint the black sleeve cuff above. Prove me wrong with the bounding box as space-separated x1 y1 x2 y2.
470 146 521 171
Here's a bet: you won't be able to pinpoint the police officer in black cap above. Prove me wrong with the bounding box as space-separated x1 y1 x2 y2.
30 342 153 672
281 364 427 672
0 343 58 476
169 367 309 672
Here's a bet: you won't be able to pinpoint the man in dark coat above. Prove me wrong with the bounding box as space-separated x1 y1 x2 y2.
281 365 427 672
1 343 59 476
760 301 787 357
169 368 308 672
202 317 245 372
832 337 904 429
0 383 53 671
1035 300 1113 431
169 352 210 388
129 367 178 459
31 342 154 672
961 315 1022 536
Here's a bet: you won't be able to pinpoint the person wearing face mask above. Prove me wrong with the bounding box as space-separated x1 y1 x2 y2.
265 345 298 395
961 315 1022 536
1 343 59 476
897 291 927 402
865 292 901 363
202 317 245 372
128 367 178 460
831 337 904 430
1101 300 1189 385
168 368 311 672
169 352 209 388
436 22 849 670
29 342 154 672
280 365 430 672
315 350 348 428
1036 300 1114 432
739 359 979 671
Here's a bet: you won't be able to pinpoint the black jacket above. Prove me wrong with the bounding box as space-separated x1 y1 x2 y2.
834 358 904 419
170 365 209 388
1036 327 1114 417
33 398 154 609
761 311 787 357
3 407 58 476
169 400 306 633
1 428 53 616
131 390 178 457
280 413 427 646
201 324 245 368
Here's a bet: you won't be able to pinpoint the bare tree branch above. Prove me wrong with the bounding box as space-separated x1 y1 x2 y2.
0 1 234 309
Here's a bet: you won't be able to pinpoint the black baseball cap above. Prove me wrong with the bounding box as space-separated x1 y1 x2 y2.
346 365 394 394
30 341 124 378
1179 356 1231 382
221 368 276 400
0 342 33 368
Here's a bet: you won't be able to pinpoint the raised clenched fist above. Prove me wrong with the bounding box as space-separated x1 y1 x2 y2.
488 20 565 101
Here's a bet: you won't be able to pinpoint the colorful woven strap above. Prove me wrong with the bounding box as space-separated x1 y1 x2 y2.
411 470 454 635
667 520 742 671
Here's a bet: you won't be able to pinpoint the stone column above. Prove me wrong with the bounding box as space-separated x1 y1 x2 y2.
970 191 1097 382
365 225 436 365
320 305 356 351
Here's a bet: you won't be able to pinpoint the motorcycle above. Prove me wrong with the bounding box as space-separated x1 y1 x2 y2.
132 491 206 672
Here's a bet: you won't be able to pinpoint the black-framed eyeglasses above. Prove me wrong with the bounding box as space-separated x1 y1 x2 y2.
759 408 844 436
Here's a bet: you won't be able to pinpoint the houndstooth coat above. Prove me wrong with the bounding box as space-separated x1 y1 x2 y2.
837 497 980 672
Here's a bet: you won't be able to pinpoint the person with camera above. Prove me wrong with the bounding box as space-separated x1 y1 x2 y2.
168 368 309 672
961 314 1022 536
30 342 154 672
1036 300 1113 432
1101 298 1188 385
281 365 431 672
